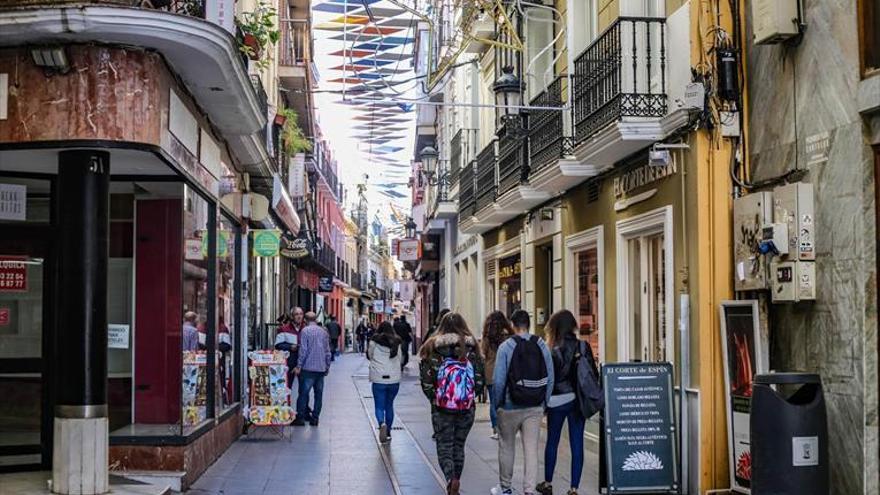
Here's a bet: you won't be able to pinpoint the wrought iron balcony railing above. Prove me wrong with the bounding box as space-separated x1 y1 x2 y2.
497 117 528 197
528 77 572 173
572 17 667 145
279 19 311 67
458 160 476 219
450 128 478 188
475 141 497 212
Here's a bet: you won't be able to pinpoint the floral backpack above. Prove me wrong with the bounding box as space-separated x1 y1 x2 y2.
434 357 476 411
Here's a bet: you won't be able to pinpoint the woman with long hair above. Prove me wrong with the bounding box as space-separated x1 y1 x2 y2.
536 310 597 495
480 311 513 439
367 321 403 443
418 313 485 495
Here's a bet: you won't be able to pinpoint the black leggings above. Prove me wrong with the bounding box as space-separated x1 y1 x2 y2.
431 407 475 481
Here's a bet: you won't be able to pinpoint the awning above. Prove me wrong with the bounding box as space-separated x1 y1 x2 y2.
344 287 362 298
360 295 373 305
272 175 301 235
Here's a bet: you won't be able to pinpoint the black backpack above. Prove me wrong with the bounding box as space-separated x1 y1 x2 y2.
574 341 604 419
506 335 549 407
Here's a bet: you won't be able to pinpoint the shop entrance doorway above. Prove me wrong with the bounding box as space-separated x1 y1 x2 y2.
0 224 54 470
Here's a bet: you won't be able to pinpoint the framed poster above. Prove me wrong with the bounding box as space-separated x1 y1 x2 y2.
719 300 768 494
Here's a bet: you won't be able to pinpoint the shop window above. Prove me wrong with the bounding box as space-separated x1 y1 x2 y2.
861 0 880 76
498 253 522 316
0 176 52 224
218 215 239 412
575 248 601 363
617 207 673 364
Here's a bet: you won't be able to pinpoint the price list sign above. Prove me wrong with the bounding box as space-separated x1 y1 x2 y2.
603 362 678 493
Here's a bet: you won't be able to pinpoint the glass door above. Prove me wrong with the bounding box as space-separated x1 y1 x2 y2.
0 236 50 469
626 231 668 362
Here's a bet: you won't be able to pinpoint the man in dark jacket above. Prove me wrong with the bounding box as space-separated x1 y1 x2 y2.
393 315 414 371
325 315 342 361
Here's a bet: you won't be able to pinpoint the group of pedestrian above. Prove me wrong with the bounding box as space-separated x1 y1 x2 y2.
272 307 334 427
411 308 600 495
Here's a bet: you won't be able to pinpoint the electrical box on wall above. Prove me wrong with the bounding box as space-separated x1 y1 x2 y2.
752 0 801 45
771 260 816 303
734 192 774 291
773 182 815 261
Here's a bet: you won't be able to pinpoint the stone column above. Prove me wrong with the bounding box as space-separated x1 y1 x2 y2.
52 150 110 495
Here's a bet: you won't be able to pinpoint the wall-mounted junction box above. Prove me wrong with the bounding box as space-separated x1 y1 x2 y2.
734 191 774 291
771 260 816 303
773 182 815 261
752 0 801 45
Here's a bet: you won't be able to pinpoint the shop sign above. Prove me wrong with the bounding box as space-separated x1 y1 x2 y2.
719 300 768 494
199 230 230 259
0 183 26 221
498 256 521 279
318 276 334 293
613 160 677 198
0 256 27 292
108 324 130 349
185 239 203 260
454 235 479 257
398 239 421 262
0 308 9 326
280 233 311 259
373 300 385 313
252 230 281 257
205 0 235 34
398 280 415 301
603 362 678 493
391 238 400 256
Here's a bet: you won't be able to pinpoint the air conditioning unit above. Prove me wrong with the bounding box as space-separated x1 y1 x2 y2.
752 0 800 44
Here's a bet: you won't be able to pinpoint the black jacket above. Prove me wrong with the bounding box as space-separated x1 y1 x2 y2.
394 319 413 342
326 321 342 339
550 333 580 396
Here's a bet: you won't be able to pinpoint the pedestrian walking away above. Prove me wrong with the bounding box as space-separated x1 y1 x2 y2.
326 315 343 361
293 311 332 426
491 309 554 495
367 321 402 443
356 318 368 353
480 311 514 440
536 310 599 495
419 312 485 495
393 314 414 371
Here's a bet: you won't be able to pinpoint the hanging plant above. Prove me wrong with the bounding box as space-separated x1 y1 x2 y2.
236 1 280 69
278 108 312 155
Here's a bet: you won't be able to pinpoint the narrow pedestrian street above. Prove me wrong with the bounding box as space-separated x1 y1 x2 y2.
187 353 600 495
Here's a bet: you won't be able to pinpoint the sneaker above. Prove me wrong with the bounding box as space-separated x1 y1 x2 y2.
490 428 499 440
490 486 514 495
379 423 389 443
309 418 319 426
566 490 579 495
291 418 306 426
536 481 553 495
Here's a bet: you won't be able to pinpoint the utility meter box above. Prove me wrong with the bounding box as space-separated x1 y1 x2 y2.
773 183 815 261
734 191 774 291
752 0 800 44
771 260 817 303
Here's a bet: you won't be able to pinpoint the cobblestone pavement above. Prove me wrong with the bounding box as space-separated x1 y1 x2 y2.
187 353 600 495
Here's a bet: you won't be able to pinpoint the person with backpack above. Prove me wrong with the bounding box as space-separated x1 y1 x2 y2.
536 310 600 495
480 311 514 440
418 312 485 495
491 309 554 495
367 321 402 443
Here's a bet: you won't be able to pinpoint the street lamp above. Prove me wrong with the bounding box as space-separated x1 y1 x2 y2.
404 217 417 239
492 65 524 130
420 145 438 178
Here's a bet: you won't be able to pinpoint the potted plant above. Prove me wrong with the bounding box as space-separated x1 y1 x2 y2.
278 108 312 155
236 1 280 68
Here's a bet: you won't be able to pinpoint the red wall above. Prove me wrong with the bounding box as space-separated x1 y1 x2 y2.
134 199 183 424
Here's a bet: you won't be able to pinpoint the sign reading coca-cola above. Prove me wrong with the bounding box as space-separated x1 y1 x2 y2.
280 233 311 259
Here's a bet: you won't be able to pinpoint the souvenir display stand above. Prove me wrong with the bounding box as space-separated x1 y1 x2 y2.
245 350 295 439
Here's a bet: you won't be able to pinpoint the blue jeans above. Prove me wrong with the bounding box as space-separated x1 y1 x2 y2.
487 384 498 429
371 382 400 428
296 370 325 420
544 399 586 488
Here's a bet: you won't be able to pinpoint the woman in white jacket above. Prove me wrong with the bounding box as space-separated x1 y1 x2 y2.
367 321 403 443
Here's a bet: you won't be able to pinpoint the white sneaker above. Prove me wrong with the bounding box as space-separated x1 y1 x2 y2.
490 485 514 495
490 430 499 440
379 423 389 443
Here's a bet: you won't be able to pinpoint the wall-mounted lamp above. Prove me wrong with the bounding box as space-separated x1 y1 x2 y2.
31 46 70 74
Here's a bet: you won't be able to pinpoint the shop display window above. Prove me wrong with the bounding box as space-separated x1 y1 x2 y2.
498 254 522 316
218 215 239 412
575 248 601 363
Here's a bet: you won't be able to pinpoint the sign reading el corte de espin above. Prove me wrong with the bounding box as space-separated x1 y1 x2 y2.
603 362 678 493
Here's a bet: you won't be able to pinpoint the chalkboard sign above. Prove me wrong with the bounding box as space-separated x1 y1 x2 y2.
603 362 678 493
318 276 334 293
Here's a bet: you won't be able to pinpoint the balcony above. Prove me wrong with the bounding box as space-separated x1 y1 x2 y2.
0 0 269 176
458 160 476 221
429 166 456 221
279 19 316 90
528 77 603 193
474 141 497 213
449 128 478 192
570 17 681 168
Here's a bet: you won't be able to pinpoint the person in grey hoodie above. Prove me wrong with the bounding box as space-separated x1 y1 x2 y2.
367 321 402 443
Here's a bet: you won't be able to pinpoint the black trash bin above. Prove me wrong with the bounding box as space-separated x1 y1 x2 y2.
751 373 828 495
